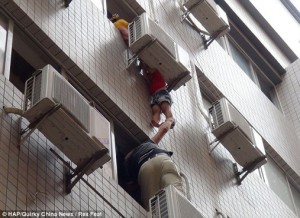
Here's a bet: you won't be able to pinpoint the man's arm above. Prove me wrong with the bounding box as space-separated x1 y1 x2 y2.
151 120 172 144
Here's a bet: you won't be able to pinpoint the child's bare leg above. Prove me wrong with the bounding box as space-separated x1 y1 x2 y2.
161 102 173 120
161 102 175 128
151 104 161 127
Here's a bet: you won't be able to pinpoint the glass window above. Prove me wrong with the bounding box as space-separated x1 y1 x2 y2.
264 157 296 213
0 13 8 75
224 36 282 111
228 40 255 81
255 68 281 110
256 71 273 100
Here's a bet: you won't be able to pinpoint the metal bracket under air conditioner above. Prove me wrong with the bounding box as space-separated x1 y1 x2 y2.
202 26 229 49
49 148 107 193
208 126 239 154
180 0 227 49
180 0 205 23
124 49 139 70
233 155 267 185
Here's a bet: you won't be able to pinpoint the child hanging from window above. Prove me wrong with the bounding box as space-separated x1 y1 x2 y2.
141 62 175 129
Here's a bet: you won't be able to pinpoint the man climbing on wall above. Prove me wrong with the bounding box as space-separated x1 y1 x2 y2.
140 62 176 129
125 120 183 210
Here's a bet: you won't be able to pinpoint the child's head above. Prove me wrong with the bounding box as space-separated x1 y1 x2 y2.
110 13 120 23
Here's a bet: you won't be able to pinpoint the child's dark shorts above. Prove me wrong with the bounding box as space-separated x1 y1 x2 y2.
150 89 173 106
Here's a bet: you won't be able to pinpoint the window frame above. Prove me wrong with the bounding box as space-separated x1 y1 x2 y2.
4 21 61 93
110 121 118 182
4 20 13 79
0 13 13 79
227 37 258 82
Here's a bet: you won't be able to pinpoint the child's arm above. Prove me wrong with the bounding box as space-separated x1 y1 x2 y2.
151 120 172 144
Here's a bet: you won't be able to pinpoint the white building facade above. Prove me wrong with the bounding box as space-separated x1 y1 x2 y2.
0 0 300 217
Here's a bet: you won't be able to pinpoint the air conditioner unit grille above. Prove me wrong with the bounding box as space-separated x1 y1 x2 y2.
215 102 224 126
129 22 135 45
150 190 169 218
160 193 168 218
150 196 159 217
209 101 224 129
135 17 142 41
24 71 42 111
150 186 205 218
129 16 142 45
53 73 90 130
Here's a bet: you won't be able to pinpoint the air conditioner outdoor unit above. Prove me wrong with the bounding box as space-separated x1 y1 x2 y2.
183 0 230 38
23 65 111 175
208 98 266 170
128 13 192 91
149 185 204 218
